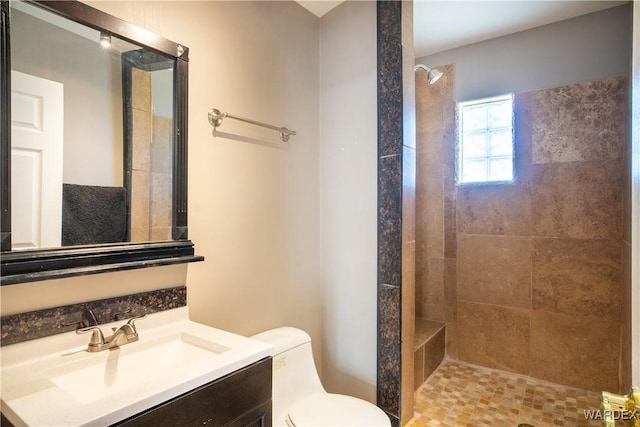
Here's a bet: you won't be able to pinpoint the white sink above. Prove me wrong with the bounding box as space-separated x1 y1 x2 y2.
0 307 271 426
46 332 231 404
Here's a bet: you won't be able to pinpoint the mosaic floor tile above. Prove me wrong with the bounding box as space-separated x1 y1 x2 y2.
408 359 605 427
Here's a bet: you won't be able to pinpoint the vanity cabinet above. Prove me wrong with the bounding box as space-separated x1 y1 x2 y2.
114 357 272 427
1 357 272 427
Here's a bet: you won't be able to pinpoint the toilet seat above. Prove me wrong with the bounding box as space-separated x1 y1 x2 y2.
286 392 390 427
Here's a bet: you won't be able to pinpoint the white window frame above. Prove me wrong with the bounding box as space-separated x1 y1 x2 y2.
457 94 515 184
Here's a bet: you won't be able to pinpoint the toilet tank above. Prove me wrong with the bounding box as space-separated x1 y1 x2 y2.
252 327 325 423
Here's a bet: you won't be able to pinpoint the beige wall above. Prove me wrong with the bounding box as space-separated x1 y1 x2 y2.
4 0 324 376
319 1 378 402
418 4 631 102
0 265 188 316
2 1 385 401
87 0 323 367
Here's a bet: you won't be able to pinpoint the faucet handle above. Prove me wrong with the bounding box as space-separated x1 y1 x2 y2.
126 313 147 334
76 326 105 345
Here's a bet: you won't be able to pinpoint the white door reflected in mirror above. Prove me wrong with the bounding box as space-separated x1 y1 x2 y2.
11 70 63 250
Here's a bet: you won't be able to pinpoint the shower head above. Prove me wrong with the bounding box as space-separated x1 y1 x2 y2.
414 64 443 84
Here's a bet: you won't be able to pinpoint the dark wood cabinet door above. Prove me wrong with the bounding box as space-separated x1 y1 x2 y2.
114 357 272 427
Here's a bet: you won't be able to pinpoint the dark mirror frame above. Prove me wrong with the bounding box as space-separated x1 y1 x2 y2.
0 0 203 285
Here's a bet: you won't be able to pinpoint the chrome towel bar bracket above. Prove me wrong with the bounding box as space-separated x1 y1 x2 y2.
208 108 296 142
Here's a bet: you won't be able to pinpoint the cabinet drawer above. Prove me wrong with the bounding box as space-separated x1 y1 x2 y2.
114 357 272 427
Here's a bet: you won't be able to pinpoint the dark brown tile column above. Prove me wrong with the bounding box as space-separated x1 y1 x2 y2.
377 1 415 425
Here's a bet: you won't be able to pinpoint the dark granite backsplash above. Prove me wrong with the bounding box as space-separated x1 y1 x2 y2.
1 286 186 346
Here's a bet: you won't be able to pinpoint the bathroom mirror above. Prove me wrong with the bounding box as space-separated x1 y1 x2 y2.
0 0 203 285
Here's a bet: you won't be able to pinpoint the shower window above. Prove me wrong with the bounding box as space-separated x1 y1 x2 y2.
457 94 514 184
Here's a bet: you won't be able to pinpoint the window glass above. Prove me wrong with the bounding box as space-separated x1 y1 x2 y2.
458 95 514 184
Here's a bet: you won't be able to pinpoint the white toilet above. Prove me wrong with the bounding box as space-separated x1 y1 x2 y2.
252 327 391 427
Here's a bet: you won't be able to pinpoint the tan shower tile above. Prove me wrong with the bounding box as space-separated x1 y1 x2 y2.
416 130 446 197
151 116 173 173
529 160 622 240
402 241 416 342
443 258 456 322
440 74 456 106
443 193 456 258
513 94 534 167
420 64 453 96
403 146 416 243
150 227 171 241
415 319 444 347
443 130 457 194
402 330 416 423
445 321 457 359
150 172 172 230
415 260 438 320
416 65 454 134
131 68 151 112
526 77 627 164
457 235 532 309
415 83 438 133
131 170 150 242
414 346 424 390
532 237 622 317
132 108 151 171
418 258 445 321
530 310 620 392
457 183 531 236
416 193 444 260
402 11 415 150
423 328 445 381
457 301 531 374
415 262 427 319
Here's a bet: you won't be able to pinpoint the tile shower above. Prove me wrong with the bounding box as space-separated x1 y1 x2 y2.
413 62 630 423
130 68 173 242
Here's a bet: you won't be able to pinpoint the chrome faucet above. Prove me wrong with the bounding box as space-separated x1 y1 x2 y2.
76 314 146 352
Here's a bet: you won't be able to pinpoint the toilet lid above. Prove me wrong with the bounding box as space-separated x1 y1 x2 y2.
287 393 390 427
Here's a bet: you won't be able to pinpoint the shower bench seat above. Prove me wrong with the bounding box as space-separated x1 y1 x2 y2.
414 319 445 390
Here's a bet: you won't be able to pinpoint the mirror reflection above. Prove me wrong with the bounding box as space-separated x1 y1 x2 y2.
10 0 174 250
